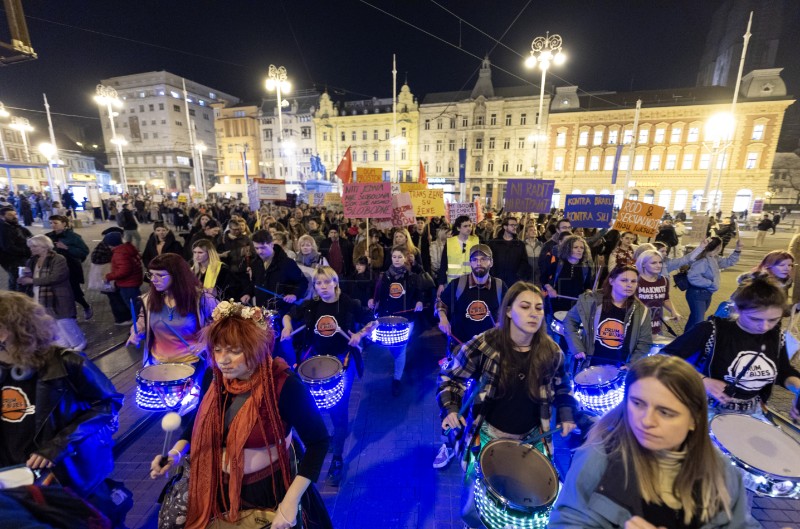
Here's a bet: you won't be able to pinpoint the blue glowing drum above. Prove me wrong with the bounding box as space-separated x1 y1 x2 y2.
573 365 626 415
710 414 800 499
549 311 569 337
371 316 411 347
648 335 673 356
298 355 345 410
474 439 559 529
136 363 196 411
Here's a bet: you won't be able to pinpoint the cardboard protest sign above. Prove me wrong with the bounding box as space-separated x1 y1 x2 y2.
410 189 445 217
356 167 383 183
177 193 189 203
391 192 416 227
687 214 709 245
504 180 555 213
324 193 342 207
613 199 665 238
342 183 392 218
564 195 614 228
448 202 477 223
309 192 326 206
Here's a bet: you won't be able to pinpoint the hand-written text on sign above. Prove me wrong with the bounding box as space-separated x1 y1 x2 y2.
391 192 416 227
410 189 445 217
343 183 392 219
563 195 614 228
613 199 665 238
356 167 383 183
448 202 477 223
504 179 555 213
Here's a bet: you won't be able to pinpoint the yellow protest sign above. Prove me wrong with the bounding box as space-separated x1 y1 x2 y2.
324 193 342 206
410 189 445 217
356 167 383 183
399 182 427 193
613 199 665 238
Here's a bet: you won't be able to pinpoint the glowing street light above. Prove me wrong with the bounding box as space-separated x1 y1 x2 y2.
265 65 291 143
95 84 129 193
701 112 735 213
38 142 56 192
196 142 207 194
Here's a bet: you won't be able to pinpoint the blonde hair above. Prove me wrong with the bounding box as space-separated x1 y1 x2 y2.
297 234 319 253
0 292 57 368
635 249 663 276
392 228 417 255
27 234 54 250
191 239 222 276
312 266 340 300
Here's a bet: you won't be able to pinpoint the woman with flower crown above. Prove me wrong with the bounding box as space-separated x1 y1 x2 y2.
150 301 332 529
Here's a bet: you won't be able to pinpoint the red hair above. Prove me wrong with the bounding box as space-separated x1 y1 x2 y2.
203 315 275 371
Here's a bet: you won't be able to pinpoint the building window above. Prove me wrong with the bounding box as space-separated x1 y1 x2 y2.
623 129 633 145
670 127 682 143
351 131 356 141
423 144 430 152
520 113 527 125
578 131 588 146
503 138 511 150
474 159 481 171
593 130 603 145
556 132 566 147
173 105 180 112
687 127 700 142
175 121 182 126
372 129 378 140
502 161 509 172
489 137 496 150
424 119 430 130
487 160 494 172
352 151 358 162
323 132 328 141
673 190 688 210
152 132 158 139
617 155 628 170
576 156 586 171
401 149 406 160
462 116 468 127
681 153 694 170
385 129 390 139
373 150 379 161
189 109 195 116
436 140 442 152
490 114 497 126
698 153 710 169
638 129 649 144
341 132 345 141
745 152 758 169
654 128 666 143
603 156 615 171
475 138 483 149
448 161 454 174
449 140 455 151
505 114 512 126
385 150 390 161
665 154 677 170
449 118 455 128
518 138 525 149
752 124 764 141
362 130 367 140
634 155 645 170
554 156 564 171
476 116 484 126
608 130 618 145
590 156 600 171
649 155 661 170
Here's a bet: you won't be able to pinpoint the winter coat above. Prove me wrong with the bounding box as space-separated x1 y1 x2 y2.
25 251 75 320
487 237 532 288
106 243 143 288
142 231 184 268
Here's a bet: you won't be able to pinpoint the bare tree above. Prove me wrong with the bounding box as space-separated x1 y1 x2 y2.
772 153 800 204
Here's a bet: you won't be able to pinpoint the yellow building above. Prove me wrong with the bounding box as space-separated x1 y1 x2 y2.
543 69 794 214
212 103 261 195
314 85 419 183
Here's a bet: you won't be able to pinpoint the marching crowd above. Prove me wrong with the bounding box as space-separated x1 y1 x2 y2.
1 194 799 529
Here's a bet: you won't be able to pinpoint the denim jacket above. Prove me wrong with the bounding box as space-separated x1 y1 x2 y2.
687 252 740 292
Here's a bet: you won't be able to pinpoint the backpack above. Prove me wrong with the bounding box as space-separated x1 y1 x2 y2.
455 275 504 307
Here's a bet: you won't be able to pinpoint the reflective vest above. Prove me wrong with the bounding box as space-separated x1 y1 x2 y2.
446 235 480 282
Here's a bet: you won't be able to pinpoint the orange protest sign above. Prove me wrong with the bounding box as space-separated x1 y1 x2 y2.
612 199 665 238
356 167 383 183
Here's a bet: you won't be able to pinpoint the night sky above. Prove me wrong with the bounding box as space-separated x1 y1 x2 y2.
2 1 724 126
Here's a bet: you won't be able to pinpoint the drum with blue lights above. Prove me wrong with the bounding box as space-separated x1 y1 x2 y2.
371 316 411 347
136 363 198 411
297 355 345 410
573 364 626 415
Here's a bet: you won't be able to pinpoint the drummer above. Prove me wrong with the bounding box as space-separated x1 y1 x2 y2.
438 282 577 529
662 273 800 418
563 265 652 371
550 355 760 528
636 250 681 337
281 266 372 487
433 243 506 470
368 245 424 396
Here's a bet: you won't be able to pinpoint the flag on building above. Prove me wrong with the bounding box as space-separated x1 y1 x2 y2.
335 147 353 184
610 144 624 185
458 148 467 184
419 160 427 186
241 145 249 182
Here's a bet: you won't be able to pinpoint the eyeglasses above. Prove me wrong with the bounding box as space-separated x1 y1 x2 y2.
470 257 491 264
145 272 171 281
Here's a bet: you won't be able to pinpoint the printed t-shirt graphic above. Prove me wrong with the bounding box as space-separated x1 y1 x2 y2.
466 300 490 322
596 318 625 349
2 386 35 423
725 350 777 392
389 283 406 299
314 315 339 337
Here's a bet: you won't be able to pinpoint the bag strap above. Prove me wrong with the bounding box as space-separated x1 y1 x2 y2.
494 278 503 307
455 274 468 301
698 319 716 372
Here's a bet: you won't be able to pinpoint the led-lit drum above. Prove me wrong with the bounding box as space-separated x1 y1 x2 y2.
297 355 346 410
549 311 569 337
264 309 280 332
371 316 411 347
136 363 196 411
573 365 626 415
710 414 800 499
648 335 673 356
474 439 559 529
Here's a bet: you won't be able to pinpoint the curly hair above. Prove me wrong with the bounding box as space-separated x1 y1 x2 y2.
0 292 56 369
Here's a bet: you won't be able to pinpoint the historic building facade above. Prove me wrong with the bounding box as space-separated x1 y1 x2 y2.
211 103 261 195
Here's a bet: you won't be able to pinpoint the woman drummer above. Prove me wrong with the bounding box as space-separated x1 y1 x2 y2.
550 355 760 528
563 265 652 371
280 266 372 487
437 282 577 529
662 273 800 419
636 250 681 338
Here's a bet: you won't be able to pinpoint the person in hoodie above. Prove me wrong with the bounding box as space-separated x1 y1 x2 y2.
487 215 532 288
141 221 183 268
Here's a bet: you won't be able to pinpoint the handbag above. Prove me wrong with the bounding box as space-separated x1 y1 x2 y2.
158 457 191 529
673 266 690 291
87 262 116 292
206 509 276 529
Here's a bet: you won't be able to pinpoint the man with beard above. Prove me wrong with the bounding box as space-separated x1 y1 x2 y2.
0 206 32 290
432 243 506 469
488 216 531 288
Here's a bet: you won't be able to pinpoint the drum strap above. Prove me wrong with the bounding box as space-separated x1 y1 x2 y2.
697 319 716 373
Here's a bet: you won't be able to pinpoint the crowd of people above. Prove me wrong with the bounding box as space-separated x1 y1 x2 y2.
1 194 799 529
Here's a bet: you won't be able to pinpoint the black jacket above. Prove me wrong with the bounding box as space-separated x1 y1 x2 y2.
142 231 184 268
247 244 309 313
118 209 138 230
0 218 31 267
487 237 532 288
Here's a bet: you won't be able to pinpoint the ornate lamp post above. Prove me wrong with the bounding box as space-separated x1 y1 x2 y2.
94 84 129 193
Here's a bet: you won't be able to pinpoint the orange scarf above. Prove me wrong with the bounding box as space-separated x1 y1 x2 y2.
185 357 291 529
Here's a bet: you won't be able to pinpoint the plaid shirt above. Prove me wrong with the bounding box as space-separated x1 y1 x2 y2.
437 328 576 438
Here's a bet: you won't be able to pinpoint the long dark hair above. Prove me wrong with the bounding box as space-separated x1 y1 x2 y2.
601 265 638 312
696 236 722 260
491 282 563 401
147 253 201 316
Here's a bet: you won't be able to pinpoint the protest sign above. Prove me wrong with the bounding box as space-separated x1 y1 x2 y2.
151 195 163 203
752 199 764 214
342 183 393 218
324 193 342 207
613 199 665 238
504 180 555 213
356 167 383 183
687 214 709 245
410 189 445 217
448 202 477 223
177 193 189 203
391 192 416 227
563 194 614 228
249 178 287 201
309 192 326 206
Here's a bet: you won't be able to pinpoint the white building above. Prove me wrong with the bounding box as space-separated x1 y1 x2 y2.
97 71 239 194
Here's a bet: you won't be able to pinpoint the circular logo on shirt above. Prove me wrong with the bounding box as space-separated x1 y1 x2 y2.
314 315 338 338
596 318 625 349
2 386 35 423
466 300 490 322
725 351 777 392
389 283 405 299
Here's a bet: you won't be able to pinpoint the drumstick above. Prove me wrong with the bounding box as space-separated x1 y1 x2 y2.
254 285 302 304
556 294 579 301
130 299 139 335
159 412 182 467
336 326 363 353
447 332 464 346
444 379 487 435
163 321 191 348
289 325 305 337
521 425 563 449
392 306 427 315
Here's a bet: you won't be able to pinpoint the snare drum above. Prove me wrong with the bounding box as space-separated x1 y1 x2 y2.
136 363 196 411
710 414 800 499
371 316 411 347
549 311 569 337
573 365 626 415
297 355 346 410
474 439 559 529
648 335 673 356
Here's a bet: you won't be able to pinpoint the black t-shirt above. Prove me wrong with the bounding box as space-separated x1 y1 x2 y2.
438 276 504 345
0 375 38 467
485 364 540 435
375 270 422 317
592 304 628 366
289 296 367 360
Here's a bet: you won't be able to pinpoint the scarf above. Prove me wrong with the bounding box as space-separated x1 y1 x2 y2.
297 250 321 267
203 261 222 291
386 265 408 281
185 357 291 529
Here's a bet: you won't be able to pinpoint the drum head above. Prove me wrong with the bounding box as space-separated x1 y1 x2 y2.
575 365 621 385
377 316 409 326
139 363 195 382
480 439 558 508
553 311 568 322
711 415 800 479
298 356 343 380
651 335 673 346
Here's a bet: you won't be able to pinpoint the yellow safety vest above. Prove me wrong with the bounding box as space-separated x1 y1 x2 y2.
446 235 480 282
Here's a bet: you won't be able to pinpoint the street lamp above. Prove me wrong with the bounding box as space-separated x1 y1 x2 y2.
38 142 57 193
701 112 735 213
94 84 129 193
196 142 207 195
265 65 291 143
524 32 566 177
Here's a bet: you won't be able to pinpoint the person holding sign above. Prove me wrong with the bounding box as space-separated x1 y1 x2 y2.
684 237 742 331
564 265 652 369
436 216 479 297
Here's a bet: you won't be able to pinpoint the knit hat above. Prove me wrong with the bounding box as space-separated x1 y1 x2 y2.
103 232 123 247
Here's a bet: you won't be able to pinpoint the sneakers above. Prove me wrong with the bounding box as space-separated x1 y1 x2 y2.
432 443 455 469
84 306 94 321
391 379 402 397
326 456 344 487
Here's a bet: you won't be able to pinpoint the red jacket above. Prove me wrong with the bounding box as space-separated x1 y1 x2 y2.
106 243 143 287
